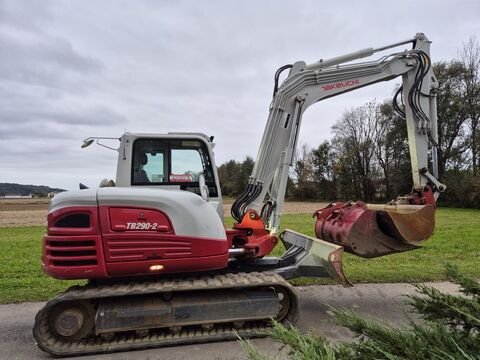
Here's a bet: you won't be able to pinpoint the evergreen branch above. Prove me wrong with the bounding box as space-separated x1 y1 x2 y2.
266 320 341 360
444 263 480 300
237 333 272 360
407 284 480 333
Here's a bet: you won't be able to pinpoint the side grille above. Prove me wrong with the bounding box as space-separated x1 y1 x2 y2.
46 239 98 267
105 238 192 262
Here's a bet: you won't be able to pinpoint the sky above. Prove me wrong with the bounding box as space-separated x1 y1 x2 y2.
1 0 479 190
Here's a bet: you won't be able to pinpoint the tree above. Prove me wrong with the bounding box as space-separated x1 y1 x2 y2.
236 156 254 195
458 37 480 175
375 100 412 197
291 144 316 200
331 101 381 201
310 141 337 200
217 157 254 197
217 159 239 196
434 61 470 177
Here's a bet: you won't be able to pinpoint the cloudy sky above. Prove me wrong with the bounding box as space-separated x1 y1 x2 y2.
1 0 479 190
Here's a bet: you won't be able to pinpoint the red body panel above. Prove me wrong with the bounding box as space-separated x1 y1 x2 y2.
43 206 108 279
108 207 173 232
106 254 228 276
42 205 229 280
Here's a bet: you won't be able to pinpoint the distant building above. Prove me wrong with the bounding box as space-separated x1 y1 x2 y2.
1 194 33 199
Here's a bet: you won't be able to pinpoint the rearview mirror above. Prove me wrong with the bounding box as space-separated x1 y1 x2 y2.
81 138 95 148
198 173 209 201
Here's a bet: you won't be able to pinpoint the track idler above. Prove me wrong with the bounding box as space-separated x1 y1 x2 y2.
314 200 435 258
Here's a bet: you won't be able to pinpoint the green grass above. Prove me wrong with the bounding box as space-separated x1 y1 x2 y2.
0 226 86 303
1 208 479 303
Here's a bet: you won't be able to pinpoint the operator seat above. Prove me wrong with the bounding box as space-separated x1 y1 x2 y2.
133 152 150 183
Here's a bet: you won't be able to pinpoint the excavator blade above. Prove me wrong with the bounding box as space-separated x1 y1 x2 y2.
279 229 352 287
314 202 435 258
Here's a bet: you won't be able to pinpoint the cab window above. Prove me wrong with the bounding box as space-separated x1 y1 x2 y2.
131 138 217 197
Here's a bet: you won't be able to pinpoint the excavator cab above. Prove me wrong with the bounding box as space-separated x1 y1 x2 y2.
115 132 225 220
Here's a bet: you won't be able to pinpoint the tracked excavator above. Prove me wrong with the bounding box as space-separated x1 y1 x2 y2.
34 33 445 356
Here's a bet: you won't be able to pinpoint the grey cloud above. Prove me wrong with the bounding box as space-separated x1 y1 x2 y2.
0 0 53 32
1 0 480 190
0 0 103 96
0 105 125 127
0 137 118 179
43 106 127 126
0 32 103 90
0 122 78 141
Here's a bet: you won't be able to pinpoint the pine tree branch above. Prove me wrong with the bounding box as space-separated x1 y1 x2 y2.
407 284 480 333
444 263 480 300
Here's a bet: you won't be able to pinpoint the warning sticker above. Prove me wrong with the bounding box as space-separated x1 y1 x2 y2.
169 173 193 182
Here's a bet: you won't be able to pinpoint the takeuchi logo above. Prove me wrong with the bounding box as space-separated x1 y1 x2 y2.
322 79 360 91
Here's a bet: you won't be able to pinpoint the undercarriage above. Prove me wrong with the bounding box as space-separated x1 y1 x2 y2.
34 272 298 356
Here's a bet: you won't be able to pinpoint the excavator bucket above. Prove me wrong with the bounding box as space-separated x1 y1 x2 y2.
314 201 435 258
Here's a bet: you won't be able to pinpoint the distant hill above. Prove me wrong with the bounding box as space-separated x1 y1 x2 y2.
0 183 65 197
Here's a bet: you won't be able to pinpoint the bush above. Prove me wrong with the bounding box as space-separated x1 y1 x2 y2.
242 264 480 360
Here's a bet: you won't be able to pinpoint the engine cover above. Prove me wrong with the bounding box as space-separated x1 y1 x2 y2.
43 187 229 279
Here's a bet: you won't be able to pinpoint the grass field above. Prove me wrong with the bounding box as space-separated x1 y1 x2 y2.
0 208 479 304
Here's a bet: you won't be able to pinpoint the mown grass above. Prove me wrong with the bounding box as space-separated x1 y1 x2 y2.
0 226 86 303
0 208 479 303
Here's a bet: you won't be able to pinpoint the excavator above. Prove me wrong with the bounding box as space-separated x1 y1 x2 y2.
34 33 445 356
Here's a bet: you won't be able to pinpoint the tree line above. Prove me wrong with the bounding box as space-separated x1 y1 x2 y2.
218 38 480 208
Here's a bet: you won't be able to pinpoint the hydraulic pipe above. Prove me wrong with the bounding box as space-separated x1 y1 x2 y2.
306 36 416 71
372 37 416 52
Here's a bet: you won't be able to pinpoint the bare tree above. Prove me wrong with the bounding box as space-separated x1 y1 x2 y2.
434 61 470 177
374 100 411 197
291 143 317 200
332 100 381 201
458 37 480 175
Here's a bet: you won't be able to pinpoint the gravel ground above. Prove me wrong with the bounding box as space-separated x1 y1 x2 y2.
0 282 458 360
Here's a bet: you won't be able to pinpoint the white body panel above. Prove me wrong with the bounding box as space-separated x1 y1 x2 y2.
97 187 226 239
49 188 227 240
49 189 97 213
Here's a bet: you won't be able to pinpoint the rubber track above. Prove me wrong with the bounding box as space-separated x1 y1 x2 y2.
33 272 298 357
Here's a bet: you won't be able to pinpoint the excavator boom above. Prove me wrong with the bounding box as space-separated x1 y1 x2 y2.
232 32 444 257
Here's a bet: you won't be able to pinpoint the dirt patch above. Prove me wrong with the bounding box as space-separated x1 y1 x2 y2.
0 199 329 227
0 198 50 211
0 199 50 227
0 210 47 227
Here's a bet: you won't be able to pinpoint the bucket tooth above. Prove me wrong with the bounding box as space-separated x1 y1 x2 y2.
314 202 435 258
